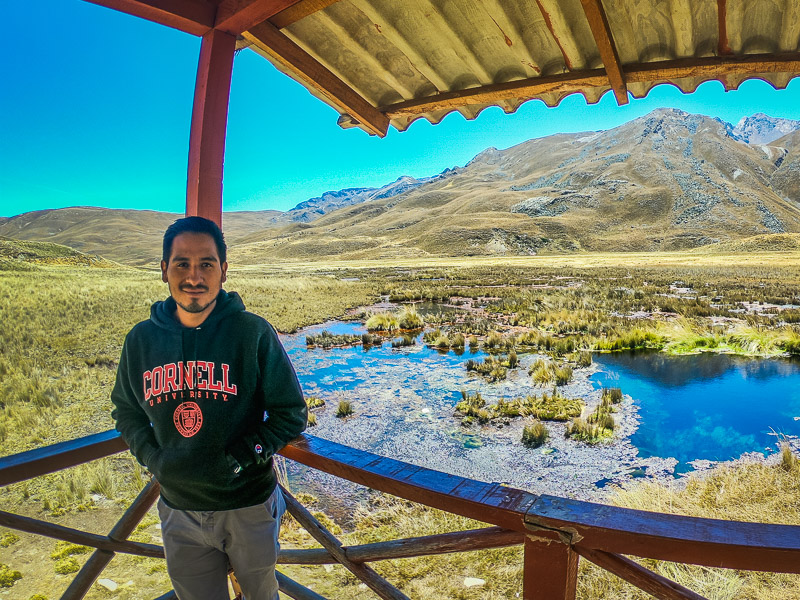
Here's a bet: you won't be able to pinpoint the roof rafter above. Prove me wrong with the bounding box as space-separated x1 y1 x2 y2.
268 0 342 29
579 0 628 105
383 70 610 117
244 21 389 136
215 0 302 35
82 0 215 36
382 53 800 119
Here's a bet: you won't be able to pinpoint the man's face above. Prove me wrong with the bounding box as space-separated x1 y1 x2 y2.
161 232 228 325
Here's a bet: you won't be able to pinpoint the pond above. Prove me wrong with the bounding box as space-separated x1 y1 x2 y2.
280 320 800 501
591 351 800 472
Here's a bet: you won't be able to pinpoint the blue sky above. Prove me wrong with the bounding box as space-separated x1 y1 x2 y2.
3 1 800 218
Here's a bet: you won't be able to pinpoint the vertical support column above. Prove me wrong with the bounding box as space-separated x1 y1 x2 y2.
186 28 236 229
523 538 578 600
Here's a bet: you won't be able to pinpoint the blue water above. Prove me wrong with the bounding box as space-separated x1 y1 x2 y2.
591 352 800 470
282 321 800 472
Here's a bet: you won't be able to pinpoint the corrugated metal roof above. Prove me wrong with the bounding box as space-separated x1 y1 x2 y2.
240 0 800 135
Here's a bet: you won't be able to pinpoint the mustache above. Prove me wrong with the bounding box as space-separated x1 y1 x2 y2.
180 284 209 291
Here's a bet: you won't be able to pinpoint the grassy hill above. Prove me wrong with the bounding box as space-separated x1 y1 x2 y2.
691 233 800 254
0 238 118 270
0 207 282 266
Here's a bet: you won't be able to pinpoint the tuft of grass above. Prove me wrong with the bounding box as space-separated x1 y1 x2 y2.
50 541 91 560
306 413 317 427
366 312 399 332
335 400 354 418
780 443 798 472
0 564 22 588
305 396 325 409
0 531 19 548
522 421 549 448
53 558 80 575
397 305 425 330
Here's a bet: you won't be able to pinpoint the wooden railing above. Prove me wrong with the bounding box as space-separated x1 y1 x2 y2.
1 431 800 600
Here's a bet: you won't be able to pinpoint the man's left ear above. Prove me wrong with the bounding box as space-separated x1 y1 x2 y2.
160 260 168 283
221 262 228 283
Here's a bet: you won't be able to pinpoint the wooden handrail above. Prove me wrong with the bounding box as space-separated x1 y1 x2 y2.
3 430 800 600
527 495 800 573
0 430 127 486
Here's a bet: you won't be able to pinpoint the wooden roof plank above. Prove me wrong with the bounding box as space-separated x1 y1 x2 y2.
579 0 628 105
215 0 302 35
244 21 390 136
82 0 215 36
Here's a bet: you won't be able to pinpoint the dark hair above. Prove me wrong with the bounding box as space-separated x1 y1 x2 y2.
162 216 227 264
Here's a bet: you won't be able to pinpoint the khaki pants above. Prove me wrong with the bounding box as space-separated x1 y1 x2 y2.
158 487 285 600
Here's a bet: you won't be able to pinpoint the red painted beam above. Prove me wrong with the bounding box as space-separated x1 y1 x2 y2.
82 0 215 36
186 28 236 228
215 0 302 35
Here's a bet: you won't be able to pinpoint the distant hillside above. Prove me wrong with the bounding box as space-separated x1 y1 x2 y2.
6 110 800 264
232 109 800 261
0 207 282 266
269 173 457 225
0 238 117 270
691 233 800 254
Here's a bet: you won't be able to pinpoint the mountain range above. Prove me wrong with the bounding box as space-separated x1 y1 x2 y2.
3 110 800 265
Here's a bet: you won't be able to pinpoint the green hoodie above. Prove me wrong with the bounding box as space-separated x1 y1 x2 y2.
111 290 307 510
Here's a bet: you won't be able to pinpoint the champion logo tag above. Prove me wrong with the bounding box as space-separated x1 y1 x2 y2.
255 444 263 454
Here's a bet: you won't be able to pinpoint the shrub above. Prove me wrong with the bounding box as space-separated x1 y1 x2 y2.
0 532 19 548
522 421 549 448
335 400 354 418
577 351 592 367
468 335 479 350
306 413 317 427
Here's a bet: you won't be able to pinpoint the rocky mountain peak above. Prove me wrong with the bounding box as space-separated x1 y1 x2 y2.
733 113 800 145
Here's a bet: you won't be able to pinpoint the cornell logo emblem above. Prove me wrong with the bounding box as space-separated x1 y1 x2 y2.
173 402 203 437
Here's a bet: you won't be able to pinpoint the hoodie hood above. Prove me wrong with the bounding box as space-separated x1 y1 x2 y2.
150 290 245 331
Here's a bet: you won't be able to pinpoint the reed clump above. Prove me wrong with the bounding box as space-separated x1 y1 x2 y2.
455 389 582 423
521 421 549 448
306 330 363 348
566 390 620 444
335 400 354 418
465 356 507 382
529 360 574 386
397 305 425 330
365 312 399 332
305 396 325 409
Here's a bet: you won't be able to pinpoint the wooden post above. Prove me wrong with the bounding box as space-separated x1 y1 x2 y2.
186 28 236 229
523 538 578 600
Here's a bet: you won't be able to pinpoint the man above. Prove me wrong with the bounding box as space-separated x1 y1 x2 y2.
111 216 307 600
